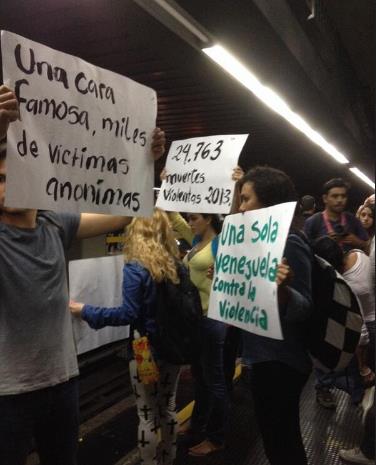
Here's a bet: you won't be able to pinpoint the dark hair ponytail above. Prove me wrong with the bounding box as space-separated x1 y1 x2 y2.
202 214 222 235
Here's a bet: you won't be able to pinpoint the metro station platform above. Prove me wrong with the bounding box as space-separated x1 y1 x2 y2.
67 368 366 465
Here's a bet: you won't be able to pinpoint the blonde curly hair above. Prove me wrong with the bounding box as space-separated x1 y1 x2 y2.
124 208 180 283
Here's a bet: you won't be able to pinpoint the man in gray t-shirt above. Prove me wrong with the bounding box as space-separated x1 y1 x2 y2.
0 85 166 465
0 211 81 395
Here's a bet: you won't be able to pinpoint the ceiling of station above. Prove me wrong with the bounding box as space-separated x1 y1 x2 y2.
0 0 374 207
326 0 374 95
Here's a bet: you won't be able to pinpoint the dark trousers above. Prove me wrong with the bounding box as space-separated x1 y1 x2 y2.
251 361 309 465
223 326 242 395
0 378 79 465
191 317 228 446
365 320 375 370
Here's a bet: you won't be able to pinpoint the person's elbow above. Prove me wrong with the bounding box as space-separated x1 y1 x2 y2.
284 288 313 322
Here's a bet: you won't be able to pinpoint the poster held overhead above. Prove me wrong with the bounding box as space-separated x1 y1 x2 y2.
1 30 157 216
156 134 248 214
208 202 297 340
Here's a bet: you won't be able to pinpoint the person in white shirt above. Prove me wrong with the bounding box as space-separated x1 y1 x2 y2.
313 236 375 465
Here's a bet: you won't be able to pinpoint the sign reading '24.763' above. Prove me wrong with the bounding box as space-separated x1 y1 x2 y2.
157 134 248 214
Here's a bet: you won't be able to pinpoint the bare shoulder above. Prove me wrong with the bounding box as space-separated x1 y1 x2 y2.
343 251 358 272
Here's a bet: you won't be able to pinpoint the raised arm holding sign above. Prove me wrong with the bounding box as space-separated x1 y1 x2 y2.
0 85 19 138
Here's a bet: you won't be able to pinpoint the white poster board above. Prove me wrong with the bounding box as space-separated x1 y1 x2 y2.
69 254 129 355
1 30 156 216
208 202 296 340
156 134 248 213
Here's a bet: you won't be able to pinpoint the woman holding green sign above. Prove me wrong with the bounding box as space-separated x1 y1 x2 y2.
238 166 313 465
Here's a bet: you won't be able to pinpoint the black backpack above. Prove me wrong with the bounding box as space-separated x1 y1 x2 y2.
151 262 203 365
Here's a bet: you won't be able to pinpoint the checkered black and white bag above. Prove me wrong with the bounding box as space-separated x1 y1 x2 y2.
308 255 363 373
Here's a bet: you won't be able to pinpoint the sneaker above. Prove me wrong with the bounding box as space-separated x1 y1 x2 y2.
361 386 375 424
339 447 374 464
316 388 336 409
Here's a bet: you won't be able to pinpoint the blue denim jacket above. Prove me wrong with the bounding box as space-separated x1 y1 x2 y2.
81 261 157 336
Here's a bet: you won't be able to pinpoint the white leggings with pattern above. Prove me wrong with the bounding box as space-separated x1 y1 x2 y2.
129 360 181 465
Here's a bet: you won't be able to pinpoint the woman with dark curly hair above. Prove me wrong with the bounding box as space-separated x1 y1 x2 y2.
238 166 313 465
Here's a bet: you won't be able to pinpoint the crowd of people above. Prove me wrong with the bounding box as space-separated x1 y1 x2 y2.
0 83 375 465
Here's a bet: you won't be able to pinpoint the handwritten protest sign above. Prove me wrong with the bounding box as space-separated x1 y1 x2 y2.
1 30 156 216
156 134 248 213
69 254 129 355
208 202 296 340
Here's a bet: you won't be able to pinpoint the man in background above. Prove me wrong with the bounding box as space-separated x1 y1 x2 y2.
305 178 368 253
304 178 368 409
300 195 316 219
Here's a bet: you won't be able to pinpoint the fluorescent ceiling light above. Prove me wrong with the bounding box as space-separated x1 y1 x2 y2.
349 167 375 189
203 44 350 165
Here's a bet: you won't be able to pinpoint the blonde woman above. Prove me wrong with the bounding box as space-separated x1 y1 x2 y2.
70 209 181 465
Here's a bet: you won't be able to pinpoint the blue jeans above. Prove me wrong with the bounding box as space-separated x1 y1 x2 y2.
315 359 364 404
190 317 228 445
0 378 79 465
315 322 376 401
315 368 336 391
